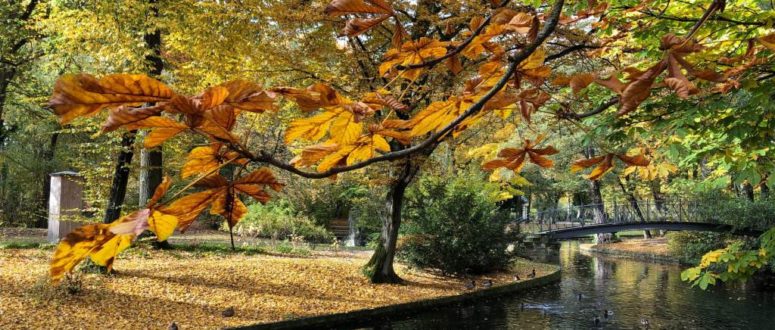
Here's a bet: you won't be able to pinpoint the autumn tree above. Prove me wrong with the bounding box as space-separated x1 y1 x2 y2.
44 0 775 286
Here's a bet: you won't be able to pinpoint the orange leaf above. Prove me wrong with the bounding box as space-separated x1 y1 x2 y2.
50 74 174 124
324 0 391 15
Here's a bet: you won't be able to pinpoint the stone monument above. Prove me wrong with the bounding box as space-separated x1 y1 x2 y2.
48 171 85 243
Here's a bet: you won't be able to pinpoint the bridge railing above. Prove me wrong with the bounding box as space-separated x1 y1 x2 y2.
520 198 727 233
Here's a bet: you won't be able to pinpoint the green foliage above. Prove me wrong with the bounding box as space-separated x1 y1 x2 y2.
682 227 775 289
234 200 332 243
397 175 519 276
667 231 729 263
685 193 775 230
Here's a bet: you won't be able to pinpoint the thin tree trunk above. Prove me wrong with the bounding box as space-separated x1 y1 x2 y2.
103 131 136 223
618 176 650 239
742 181 754 202
363 160 419 283
585 147 609 243
38 132 59 227
650 181 667 236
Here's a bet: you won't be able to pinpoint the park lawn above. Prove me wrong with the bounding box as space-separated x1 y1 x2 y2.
0 245 554 329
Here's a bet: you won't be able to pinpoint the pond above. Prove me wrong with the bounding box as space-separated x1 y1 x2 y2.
355 241 775 329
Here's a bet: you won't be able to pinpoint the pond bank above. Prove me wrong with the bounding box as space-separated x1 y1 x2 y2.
580 237 683 264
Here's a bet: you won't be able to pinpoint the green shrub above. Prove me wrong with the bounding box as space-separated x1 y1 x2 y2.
667 231 730 263
397 175 519 276
687 193 775 230
233 200 333 243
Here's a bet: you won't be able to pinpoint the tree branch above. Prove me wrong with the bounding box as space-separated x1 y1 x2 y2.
394 0 512 71
236 0 566 179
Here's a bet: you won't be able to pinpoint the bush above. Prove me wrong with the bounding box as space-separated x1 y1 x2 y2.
667 231 730 263
233 199 333 243
397 175 519 276
687 193 775 230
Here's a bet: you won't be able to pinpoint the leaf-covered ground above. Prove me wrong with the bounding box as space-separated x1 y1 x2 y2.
0 246 554 329
585 237 672 257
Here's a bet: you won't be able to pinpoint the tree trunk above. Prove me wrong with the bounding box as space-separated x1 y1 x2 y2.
103 132 136 223
138 135 163 206
742 181 754 202
618 177 650 239
363 160 419 283
105 0 164 223
38 132 59 227
762 181 770 200
585 147 609 243
650 181 667 236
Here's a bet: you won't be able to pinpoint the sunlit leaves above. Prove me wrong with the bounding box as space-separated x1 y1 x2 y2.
379 38 448 80
571 152 650 180
50 223 115 283
682 227 775 290
181 144 246 179
195 169 283 227
759 33 775 51
482 138 559 173
324 0 402 45
50 74 174 124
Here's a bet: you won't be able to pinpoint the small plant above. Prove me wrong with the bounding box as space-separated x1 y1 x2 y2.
234 200 333 243
63 272 83 295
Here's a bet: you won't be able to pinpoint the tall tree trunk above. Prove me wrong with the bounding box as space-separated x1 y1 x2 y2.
38 132 59 227
742 181 754 202
363 160 420 283
585 147 609 243
650 181 667 236
103 132 136 223
618 176 650 239
137 0 164 207
105 0 164 223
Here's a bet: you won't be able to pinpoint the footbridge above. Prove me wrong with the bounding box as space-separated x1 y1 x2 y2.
519 198 765 240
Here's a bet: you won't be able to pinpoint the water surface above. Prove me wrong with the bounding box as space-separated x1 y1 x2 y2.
356 241 775 329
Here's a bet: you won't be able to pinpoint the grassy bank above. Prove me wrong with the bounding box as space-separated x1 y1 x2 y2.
0 244 555 329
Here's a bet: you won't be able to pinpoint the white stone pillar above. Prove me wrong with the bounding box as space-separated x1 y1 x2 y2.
48 171 85 243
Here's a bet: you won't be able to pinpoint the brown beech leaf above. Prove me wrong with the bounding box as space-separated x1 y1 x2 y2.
159 190 220 232
572 152 650 180
618 60 667 115
275 83 342 112
343 15 390 36
594 74 626 94
101 104 167 132
759 33 775 51
617 153 650 167
50 74 174 124
569 73 595 95
219 80 276 112
482 139 558 173
181 144 246 179
664 77 697 99
324 0 392 15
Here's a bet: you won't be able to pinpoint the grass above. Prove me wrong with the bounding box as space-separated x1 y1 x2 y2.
0 241 55 250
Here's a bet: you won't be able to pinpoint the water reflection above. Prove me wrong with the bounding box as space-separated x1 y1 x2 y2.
353 241 775 329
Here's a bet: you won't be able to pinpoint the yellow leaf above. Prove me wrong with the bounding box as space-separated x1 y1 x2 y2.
148 211 179 241
89 234 133 269
330 111 363 145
